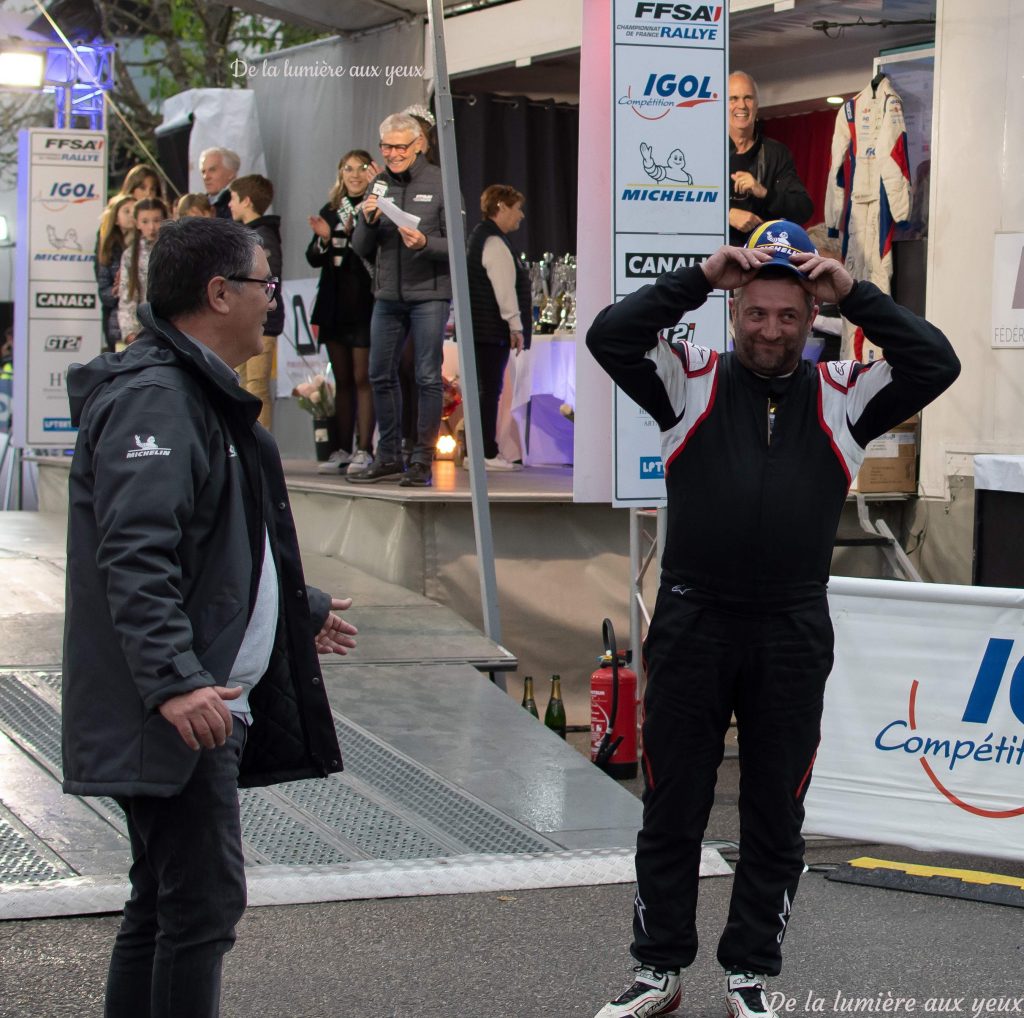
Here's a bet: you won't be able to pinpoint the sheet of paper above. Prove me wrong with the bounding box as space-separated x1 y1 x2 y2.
376 196 421 231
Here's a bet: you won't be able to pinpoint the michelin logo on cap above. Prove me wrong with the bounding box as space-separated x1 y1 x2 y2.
745 219 816 275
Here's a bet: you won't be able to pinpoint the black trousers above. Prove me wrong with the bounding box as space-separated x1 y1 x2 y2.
631 586 833 976
106 724 248 1018
474 342 511 459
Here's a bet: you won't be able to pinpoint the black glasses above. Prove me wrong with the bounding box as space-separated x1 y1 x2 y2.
379 141 413 154
229 276 279 299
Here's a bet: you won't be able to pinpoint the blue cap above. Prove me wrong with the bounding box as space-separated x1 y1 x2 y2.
745 219 816 276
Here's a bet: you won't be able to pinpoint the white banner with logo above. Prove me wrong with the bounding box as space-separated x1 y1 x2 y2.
14 128 106 448
991 232 1024 349
610 2 727 506
805 576 1024 861
274 276 331 399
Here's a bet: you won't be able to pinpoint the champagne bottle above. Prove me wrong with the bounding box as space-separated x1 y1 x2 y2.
544 673 567 739
521 675 539 718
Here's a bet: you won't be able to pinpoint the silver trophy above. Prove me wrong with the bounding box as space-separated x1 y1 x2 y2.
536 252 562 334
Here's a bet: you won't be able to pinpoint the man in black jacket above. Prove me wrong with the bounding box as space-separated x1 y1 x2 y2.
200 147 240 220
349 111 453 488
728 72 813 245
63 217 356 1018
587 221 959 1018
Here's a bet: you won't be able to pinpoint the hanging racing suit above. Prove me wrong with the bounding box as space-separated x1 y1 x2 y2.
825 75 912 360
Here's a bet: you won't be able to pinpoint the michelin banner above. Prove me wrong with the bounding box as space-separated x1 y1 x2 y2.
611 1 728 506
805 576 1024 861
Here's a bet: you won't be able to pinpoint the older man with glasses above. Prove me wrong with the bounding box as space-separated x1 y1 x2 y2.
349 111 453 488
62 216 355 1017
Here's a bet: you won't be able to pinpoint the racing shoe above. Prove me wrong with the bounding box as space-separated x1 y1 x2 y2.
594 965 681 1017
725 971 777 1018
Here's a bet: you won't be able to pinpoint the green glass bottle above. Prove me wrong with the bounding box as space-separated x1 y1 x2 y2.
544 674 567 739
521 675 539 718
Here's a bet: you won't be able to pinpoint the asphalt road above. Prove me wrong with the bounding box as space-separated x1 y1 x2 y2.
3 747 1023 1018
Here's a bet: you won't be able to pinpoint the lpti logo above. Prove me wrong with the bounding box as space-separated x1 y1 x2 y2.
874 638 1024 818
640 456 664 479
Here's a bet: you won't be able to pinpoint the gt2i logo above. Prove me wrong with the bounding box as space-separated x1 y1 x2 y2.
659 321 696 344
875 638 1024 817
44 335 82 351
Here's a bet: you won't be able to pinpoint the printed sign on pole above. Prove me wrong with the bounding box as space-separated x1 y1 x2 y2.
611 0 728 506
14 128 107 449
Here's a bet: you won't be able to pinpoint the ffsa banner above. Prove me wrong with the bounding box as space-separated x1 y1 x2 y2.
805 576 1024 861
610 1 728 506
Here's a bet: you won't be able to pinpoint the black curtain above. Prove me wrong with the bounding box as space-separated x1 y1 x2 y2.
155 117 194 200
451 93 578 260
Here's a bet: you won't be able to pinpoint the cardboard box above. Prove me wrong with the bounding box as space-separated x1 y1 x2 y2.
853 416 920 494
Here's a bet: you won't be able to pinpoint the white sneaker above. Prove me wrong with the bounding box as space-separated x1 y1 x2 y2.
345 449 373 474
460 455 522 471
594 965 681 1017
726 971 777 1018
317 449 351 474
485 454 522 471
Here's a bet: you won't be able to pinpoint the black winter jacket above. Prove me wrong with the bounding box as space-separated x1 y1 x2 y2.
351 156 452 302
248 215 284 336
62 303 342 797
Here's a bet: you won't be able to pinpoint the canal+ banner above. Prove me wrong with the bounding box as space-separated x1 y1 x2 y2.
805 576 1024 861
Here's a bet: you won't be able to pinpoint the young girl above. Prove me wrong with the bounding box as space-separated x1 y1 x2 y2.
117 198 168 346
306 149 378 473
95 194 135 352
120 163 162 202
175 192 214 219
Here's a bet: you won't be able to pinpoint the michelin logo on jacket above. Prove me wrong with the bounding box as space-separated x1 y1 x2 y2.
126 434 171 459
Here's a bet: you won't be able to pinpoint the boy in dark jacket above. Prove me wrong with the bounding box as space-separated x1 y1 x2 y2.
230 174 283 429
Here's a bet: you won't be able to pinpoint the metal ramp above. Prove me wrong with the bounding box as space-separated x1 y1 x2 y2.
0 512 729 921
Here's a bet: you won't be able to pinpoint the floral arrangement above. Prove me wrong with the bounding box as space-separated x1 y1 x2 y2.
292 372 336 418
441 374 461 420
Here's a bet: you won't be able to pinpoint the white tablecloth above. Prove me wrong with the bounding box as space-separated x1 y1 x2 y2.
974 454 1024 493
442 335 577 466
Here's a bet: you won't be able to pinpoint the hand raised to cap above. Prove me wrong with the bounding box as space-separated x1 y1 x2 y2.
699 245 774 291
788 251 855 304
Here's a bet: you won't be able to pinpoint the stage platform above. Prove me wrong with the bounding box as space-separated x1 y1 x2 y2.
282 457 574 502
0 511 730 922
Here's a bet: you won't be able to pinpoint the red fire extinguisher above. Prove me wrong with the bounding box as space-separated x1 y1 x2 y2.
591 618 638 779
